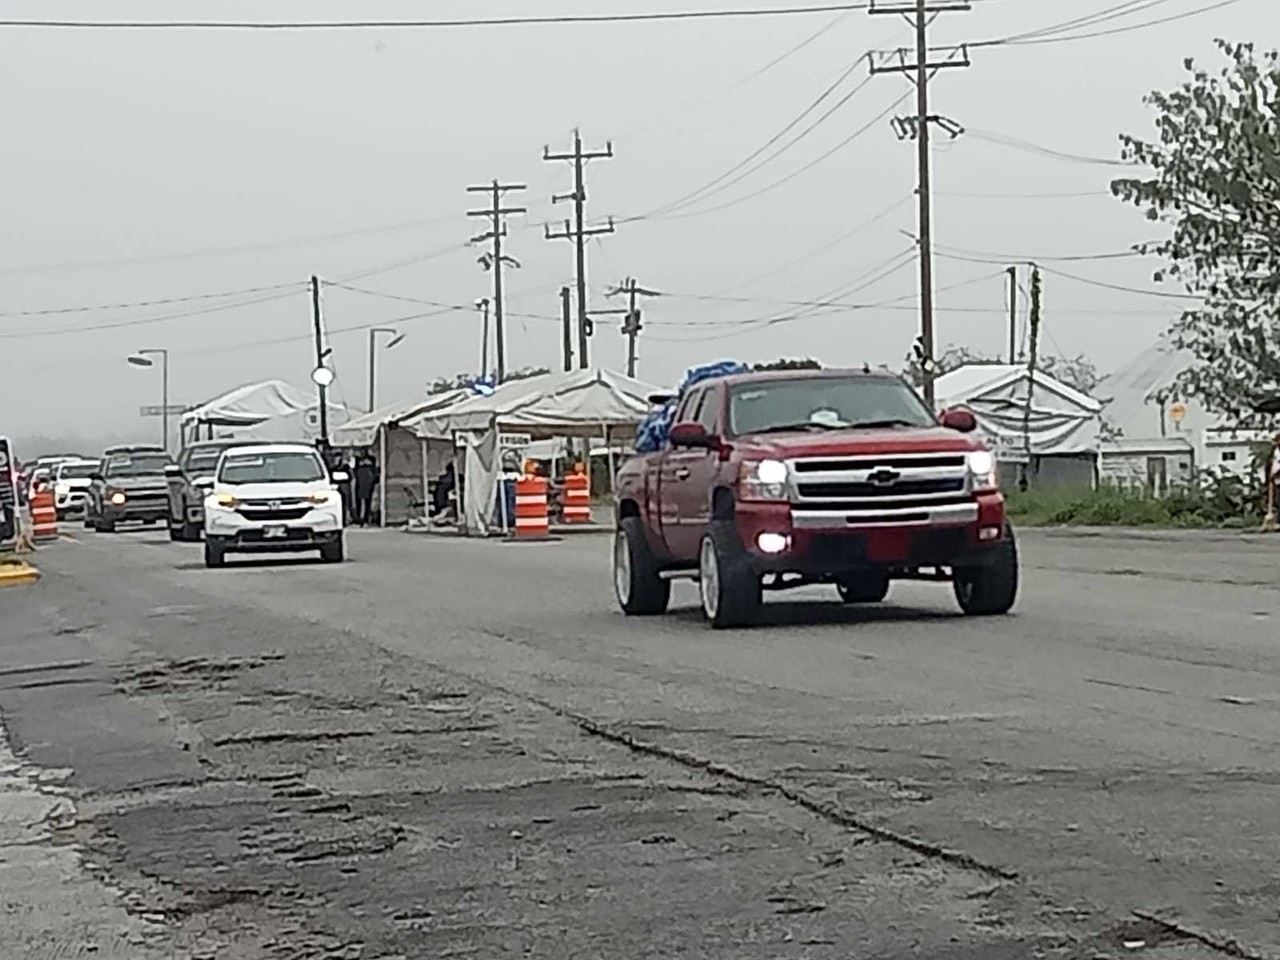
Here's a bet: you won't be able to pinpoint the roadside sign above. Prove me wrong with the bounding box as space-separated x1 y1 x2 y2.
0 437 16 545
990 433 1030 465
139 404 187 417
499 433 532 450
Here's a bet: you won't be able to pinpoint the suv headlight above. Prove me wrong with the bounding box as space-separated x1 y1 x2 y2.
739 459 790 501
967 449 998 492
211 492 240 510
306 491 335 505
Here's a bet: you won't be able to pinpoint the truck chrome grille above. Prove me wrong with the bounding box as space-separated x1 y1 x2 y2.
787 452 973 523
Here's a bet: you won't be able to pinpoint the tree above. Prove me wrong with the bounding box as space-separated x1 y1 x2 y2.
751 358 822 372
1112 40 1280 421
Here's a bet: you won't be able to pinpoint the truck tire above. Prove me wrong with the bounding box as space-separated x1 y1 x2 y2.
953 526 1019 616
837 574 890 604
181 521 203 542
614 518 670 615
94 517 116 534
167 516 182 541
203 540 226 568
698 521 762 629
319 538 345 564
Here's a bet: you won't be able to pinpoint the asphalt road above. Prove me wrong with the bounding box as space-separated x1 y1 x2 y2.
2 523 1279 959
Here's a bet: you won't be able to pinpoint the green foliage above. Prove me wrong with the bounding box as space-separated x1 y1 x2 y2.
751 358 822 372
1007 469 1266 529
1112 40 1280 421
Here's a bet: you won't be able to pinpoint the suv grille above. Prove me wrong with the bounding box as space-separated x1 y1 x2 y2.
236 499 312 523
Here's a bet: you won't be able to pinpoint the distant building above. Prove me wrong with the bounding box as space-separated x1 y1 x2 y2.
1094 337 1265 486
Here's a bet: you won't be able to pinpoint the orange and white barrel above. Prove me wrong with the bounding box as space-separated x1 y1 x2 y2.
562 469 591 524
514 476 549 538
30 487 58 543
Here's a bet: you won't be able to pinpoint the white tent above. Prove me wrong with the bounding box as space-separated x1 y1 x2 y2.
331 390 467 449
215 404 354 444
181 380 316 429
936 364 1102 487
405 367 659 441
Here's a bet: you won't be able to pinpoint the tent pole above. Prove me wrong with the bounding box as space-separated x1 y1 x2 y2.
603 423 613 497
379 424 387 528
453 431 464 534
421 437 429 522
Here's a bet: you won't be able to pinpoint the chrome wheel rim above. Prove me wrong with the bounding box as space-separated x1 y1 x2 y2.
613 532 631 607
699 537 719 621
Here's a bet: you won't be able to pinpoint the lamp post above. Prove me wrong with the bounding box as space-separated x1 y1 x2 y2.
127 349 170 450
367 327 405 413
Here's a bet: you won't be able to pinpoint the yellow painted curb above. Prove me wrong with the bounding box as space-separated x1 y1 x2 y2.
0 561 40 587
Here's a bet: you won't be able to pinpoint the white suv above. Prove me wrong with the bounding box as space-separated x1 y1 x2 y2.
202 443 347 568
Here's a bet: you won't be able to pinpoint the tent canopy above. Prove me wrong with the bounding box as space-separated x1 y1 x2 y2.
330 390 467 449
182 380 320 428
406 367 660 440
935 363 1102 457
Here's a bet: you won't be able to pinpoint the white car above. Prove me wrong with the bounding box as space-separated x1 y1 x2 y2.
53 459 99 519
202 443 347 568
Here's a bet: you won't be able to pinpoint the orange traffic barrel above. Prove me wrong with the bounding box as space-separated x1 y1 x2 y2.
562 470 591 524
513 476 549 538
30 487 58 543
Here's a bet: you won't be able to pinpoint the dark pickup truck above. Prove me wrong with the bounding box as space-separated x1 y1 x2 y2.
612 369 1017 628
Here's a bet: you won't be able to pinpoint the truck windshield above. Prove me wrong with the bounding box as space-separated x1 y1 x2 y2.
105 454 172 478
219 452 325 485
728 376 935 437
57 462 97 480
183 447 230 473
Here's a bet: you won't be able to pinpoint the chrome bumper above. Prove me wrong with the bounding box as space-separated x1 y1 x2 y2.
791 501 979 529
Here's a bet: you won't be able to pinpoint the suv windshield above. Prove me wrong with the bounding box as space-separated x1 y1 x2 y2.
219 451 325 485
728 375 936 437
183 446 233 473
57 462 97 480
104 454 172 478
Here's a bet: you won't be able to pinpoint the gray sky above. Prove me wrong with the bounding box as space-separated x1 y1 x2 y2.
1 0 1272 440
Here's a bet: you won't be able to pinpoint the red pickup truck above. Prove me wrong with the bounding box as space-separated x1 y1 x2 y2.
613 368 1017 628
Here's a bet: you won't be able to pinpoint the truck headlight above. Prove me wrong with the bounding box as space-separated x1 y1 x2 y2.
739 459 790 501
967 450 998 492
55 482 70 497
108 491 127 506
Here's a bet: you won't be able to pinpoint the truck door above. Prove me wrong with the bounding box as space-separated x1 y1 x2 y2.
661 385 723 562
657 388 703 560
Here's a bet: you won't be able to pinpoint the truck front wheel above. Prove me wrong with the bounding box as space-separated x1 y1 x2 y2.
699 522 762 629
953 527 1019 616
614 518 670 615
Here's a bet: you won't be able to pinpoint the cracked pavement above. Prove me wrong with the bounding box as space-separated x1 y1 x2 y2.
1 526 1278 958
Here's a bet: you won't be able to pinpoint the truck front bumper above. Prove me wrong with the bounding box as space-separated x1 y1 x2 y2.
736 493 1007 576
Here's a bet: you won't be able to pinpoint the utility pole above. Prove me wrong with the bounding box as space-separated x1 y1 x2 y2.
870 0 971 408
1007 265 1018 363
544 129 615 370
1020 265 1042 492
310 275 330 446
560 286 573 372
604 277 660 379
467 181 526 383
475 298 491 380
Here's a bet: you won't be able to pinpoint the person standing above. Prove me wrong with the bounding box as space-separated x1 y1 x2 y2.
354 450 378 526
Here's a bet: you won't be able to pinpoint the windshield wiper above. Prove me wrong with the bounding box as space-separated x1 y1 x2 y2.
750 422 843 435
845 419 920 429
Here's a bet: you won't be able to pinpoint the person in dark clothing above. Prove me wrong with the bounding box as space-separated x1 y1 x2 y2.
353 451 378 526
431 462 456 518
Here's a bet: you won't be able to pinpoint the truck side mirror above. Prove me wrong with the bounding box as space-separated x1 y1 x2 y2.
89 472 103 483
670 422 714 448
939 408 977 433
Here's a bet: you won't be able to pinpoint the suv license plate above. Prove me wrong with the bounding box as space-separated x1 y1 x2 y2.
263 525 287 539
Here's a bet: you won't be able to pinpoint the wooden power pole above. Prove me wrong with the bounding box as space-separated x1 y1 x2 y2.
561 286 573 372
1007 265 1018 362
604 277 660 379
467 180 526 383
1020 265 1042 491
869 0 971 407
544 130 615 370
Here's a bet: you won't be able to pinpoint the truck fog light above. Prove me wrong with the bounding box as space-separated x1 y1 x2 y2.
756 532 789 554
979 526 1001 541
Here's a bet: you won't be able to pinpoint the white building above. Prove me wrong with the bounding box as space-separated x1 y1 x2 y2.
1095 337 1265 483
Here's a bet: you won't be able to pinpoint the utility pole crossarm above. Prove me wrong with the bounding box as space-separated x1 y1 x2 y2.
868 0 970 11
868 45 971 75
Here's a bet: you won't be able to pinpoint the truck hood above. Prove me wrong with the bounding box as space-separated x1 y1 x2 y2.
58 477 93 490
214 480 334 500
734 426 983 459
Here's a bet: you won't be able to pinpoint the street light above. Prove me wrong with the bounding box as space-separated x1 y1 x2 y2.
367 327 404 412
311 365 336 387
127 349 170 451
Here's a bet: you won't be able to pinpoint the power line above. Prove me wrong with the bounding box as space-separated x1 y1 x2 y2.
0 280 302 318
0 4 879 30
971 0 1173 46
1034 263 1202 300
966 128 1134 167
325 280 559 322
934 242 1145 264
974 0 1247 47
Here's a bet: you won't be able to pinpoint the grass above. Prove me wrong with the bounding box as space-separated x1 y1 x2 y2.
1005 484 1264 529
